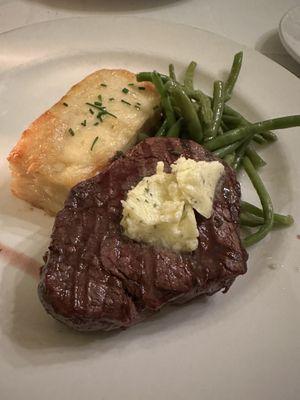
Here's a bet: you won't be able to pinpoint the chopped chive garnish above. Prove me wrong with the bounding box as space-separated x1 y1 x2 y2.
86 102 104 110
135 105 141 110
138 86 146 90
81 120 87 126
109 97 115 101
104 111 115 118
86 102 101 109
136 102 141 106
103 111 116 118
63 102 68 107
90 136 99 151
97 112 103 122
121 99 131 106
100 83 107 87
98 94 102 102
94 122 99 126
68 128 75 136
89 108 94 115
122 88 129 94
128 83 134 86
87 102 116 118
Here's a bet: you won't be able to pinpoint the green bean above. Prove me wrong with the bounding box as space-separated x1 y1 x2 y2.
205 129 250 151
213 141 244 158
137 60 296 248
199 97 214 131
235 139 265 170
152 72 176 129
240 212 265 227
172 105 182 116
260 131 278 142
169 64 177 81
241 201 263 215
166 118 183 137
185 89 213 128
136 72 169 83
224 113 273 145
192 101 200 114
166 81 203 143
241 201 294 226
242 157 274 247
225 51 243 101
223 104 240 117
155 119 168 136
223 153 235 166
184 61 197 92
253 134 268 145
208 80 226 138
223 105 278 142
232 137 252 170
222 114 243 127
213 135 256 162
160 96 176 129
223 104 249 123
245 145 266 169
221 120 229 132
205 115 300 151
151 71 167 96
240 211 294 228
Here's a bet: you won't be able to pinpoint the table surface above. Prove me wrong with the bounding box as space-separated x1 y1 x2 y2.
0 0 299 77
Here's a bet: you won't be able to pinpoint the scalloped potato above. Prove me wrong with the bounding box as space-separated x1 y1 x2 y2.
8 69 160 214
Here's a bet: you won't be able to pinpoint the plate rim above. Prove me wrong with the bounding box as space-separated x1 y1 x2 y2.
0 14 299 82
279 5 300 64
0 15 300 400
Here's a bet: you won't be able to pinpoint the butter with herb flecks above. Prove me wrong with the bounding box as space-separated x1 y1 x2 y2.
121 157 224 252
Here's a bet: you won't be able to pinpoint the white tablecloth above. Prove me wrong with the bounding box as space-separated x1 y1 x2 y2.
0 0 299 77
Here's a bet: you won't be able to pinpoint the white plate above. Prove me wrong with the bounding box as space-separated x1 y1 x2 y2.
0 16 300 400
279 6 300 64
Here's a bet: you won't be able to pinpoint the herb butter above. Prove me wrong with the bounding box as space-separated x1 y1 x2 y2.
171 157 225 218
121 157 224 252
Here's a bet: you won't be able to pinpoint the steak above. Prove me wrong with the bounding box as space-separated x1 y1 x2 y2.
38 137 248 331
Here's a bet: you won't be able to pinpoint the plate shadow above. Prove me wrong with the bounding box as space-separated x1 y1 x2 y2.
25 0 187 12
255 29 300 78
0 264 214 367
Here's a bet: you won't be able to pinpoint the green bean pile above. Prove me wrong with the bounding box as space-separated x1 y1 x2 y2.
136 52 298 247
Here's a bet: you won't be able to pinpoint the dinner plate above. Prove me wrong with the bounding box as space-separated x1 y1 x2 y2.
0 16 299 400
279 6 300 64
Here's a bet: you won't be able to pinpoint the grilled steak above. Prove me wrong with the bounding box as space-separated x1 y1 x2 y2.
38 137 248 331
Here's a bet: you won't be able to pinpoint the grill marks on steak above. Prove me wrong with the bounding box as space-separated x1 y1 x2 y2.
38 137 248 331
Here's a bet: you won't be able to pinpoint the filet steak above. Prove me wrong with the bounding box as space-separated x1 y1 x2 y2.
38 137 248 331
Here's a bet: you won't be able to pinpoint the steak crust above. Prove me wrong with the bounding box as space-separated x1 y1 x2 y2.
38 137 248 331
